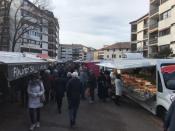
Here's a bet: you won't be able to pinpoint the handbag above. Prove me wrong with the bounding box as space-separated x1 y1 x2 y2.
38 81 45 103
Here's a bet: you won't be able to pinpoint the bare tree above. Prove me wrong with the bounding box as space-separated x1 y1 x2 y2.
1 0 50 52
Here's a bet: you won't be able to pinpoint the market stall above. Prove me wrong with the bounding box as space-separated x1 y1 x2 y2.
0 52 49 104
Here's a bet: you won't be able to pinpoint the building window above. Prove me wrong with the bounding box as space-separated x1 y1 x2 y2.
113 49 115 52
112 54 116 58
107 49 109 52
107 55 109 58
159 28 170 37
119 55 121 58
159 44 170 51
160 10 171 21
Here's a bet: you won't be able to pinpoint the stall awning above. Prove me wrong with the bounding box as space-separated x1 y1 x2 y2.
97 59 175 70
0 52 49 81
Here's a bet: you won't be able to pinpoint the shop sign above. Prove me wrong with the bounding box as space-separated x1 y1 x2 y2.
7 63 48 81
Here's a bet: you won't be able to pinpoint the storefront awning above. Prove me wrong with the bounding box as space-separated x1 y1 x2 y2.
0 52 49 81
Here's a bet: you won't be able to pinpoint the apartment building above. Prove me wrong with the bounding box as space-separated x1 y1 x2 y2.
93 50 99 60
0 0 59 59
44 10 59 58
130 14 149 57
60 44 95 61
131 0 175 57
97 50 104 60
149 0 175 56
60 44 73 61
0 0 11 51
103 42 131 60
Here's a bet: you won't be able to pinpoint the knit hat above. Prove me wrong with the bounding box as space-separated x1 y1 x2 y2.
72 72 79 78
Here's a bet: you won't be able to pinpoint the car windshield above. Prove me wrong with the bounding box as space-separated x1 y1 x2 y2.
161 64 175 90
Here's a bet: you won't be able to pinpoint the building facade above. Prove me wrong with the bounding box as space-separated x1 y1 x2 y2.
131 0 175 57
60 44 95 61
44 10 59 58
0 0 59 59
130 14 149 57
103 42 131 60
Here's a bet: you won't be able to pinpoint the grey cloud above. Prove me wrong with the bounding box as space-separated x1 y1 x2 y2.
52 0 149 48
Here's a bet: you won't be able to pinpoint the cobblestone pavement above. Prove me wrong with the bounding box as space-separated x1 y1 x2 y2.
0 97 163 131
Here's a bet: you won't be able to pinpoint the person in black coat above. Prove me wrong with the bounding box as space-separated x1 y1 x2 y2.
164 99 175 131
54 75 66 114
87 71 97 103
97 71 107 102
66 72 81 127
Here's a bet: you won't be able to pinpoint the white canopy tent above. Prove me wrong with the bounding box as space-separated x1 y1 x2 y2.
97 59 175 70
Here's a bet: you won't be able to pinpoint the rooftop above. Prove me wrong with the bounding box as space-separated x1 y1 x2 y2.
130 13 149 24
102 42 131 50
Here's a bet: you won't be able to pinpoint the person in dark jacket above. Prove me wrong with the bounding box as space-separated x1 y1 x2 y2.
54 74 66 114
97 71 107 102
66 72 81 127
87 71 97 103
164 100 175 131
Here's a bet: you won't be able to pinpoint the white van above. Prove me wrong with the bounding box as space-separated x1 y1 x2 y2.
98 59 175 119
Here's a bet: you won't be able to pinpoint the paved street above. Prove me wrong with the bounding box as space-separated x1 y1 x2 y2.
0 97 163 131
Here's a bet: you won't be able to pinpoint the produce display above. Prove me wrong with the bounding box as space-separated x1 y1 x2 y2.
121 74 157 101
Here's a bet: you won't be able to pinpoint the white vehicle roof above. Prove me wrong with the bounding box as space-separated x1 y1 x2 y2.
97 59 175 70
0 51 46 64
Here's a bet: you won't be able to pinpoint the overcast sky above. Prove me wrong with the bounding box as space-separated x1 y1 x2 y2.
51 0 149 49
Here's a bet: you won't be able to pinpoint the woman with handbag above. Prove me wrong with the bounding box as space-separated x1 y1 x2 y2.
27 73 45 131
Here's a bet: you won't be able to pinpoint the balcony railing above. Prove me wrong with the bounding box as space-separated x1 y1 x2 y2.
131 29 137 32
149 38 158 45
149 23 158 30
143 45 148 50
144 24 148 28
150 8 159 16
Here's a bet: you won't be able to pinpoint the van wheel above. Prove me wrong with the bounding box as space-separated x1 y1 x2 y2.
157 106 167 121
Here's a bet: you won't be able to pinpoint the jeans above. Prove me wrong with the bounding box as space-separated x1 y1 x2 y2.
56 97 63 111
29 108 40 124
68 99 80 124
81 82 86 99
90 88 95 101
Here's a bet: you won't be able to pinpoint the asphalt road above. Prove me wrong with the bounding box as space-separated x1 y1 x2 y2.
0 97 163 131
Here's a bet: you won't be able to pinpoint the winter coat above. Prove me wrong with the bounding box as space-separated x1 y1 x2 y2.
54 77 66 98
88 73 97 89
97 74 108 99
114 78 123 96
66 78 81 107
27 80 45 108
164 100 175 131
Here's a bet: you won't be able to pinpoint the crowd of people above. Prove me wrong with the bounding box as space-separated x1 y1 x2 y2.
27 63 125 131
18 61 175 131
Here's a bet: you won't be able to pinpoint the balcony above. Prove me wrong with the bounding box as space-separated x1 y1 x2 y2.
149 23 158 30
143 45 148 50
143 34 148 39
144 24 148 29
150 8 159 16
131 29 137 33
149 38 158 45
